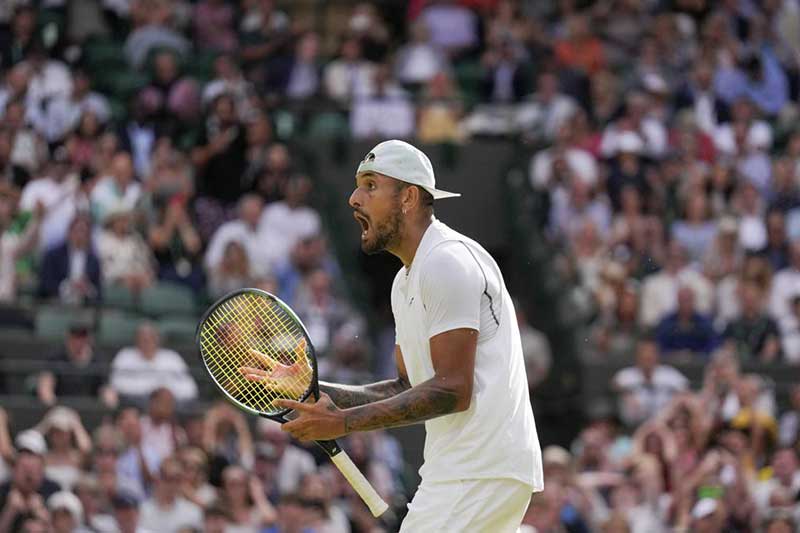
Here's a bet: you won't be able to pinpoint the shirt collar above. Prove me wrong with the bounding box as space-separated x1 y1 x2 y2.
404 218 445 277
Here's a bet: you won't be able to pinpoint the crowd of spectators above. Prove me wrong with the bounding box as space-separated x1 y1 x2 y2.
0 0 798 531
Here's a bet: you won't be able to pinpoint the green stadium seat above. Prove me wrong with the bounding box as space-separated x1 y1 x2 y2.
84 40 127 71
307 112 350 140
35 306 94 342
140 282 196 317
103 284 138 311
158 316 199 345
98 311 145 346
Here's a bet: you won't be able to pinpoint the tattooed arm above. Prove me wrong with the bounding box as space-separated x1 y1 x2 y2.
279 329 478 441
319 346 411 408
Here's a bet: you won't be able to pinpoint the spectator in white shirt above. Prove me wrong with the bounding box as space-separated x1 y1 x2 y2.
110 322 198 402
258 175 320 270
96 207 154 293
22 41 73 113
19 147 81 252
202 54 257 121
139 457 202 533
256 419 315 496
769 240 800 330
204 194 269 278
90 151 142 225
323 37 375 105
29 67 110 144
350 63 415 139
140 388 182 475
639 241 713 327
600 91 668 160
517 71 578 144
613 337 689 427
395 20 450 87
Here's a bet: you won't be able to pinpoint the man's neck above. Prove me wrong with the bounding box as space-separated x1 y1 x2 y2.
391 216 433 268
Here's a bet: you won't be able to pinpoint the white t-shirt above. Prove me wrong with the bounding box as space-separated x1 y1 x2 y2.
257 202 321 270
390 220 543 490
139 497 202 533
110 347 198 401
19 175 80 252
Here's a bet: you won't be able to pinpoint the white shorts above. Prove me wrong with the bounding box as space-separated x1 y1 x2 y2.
399 478 532 533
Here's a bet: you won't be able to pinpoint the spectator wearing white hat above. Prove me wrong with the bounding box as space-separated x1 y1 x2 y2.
36 406 92 492
48 490 92 533
0 429 60 532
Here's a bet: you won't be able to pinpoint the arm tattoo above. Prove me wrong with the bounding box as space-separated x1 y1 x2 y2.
342 378 460 433
320 378 410 409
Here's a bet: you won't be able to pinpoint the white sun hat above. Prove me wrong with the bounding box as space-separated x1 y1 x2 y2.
356 140 461 200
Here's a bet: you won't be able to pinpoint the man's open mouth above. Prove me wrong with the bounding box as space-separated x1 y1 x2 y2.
353 211 370 238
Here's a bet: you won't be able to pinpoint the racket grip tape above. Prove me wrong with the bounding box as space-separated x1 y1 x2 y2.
330 450 389 517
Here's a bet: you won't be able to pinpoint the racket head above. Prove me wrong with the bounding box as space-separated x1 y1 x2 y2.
196 288 319 418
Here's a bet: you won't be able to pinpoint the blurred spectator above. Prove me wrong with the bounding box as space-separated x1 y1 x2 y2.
19 147 80 253
613 337 689 427
140 388 182 474
258 175 321 269
73 474 116 533
47 490 87 533
4 98 48 181
416 72 464 144
36 323 109 407
90 151 141 225
115 407 150 501
124 4 190 69
29 67 110 145
675 59 730 136
639 241 713 327
23 41 74 113
203 503 231 533
145 170 203 290
36 407 92 491
350 63 415 139
671 192 717 265
238 0 292 86
119 95 159 180
319 325 373 386
139 457 202 532
140 51 200 132
591 283 641 360
217 464 276 531
109 322 198 402
0 6 37 69
111 491 148 533
722 281 781 363
479 31 529 104
702 217 742 284
192 93 247 208
347 3 391 63
202 54 258 119
276 234 341 310
207 240 255 298
780 295 800 364
204 194 269 279
193 0 237 53
655 286 718 357
515 303 552 391
713 46 789 118
517 71 577 144
419 0 478 59
778 384 800 448
554 12 605 76
177 447 216 508
323 38 376 105
395 20 449 88
601 92 667 161
96 207 155 293
0 430 59 532
280 32 323 102
768 240 800 329
203 402 254 470
0 184 41 302
38 213 101 304
255 419 315 497
251 143 292 204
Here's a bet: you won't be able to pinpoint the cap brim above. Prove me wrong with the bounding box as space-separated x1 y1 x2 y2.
427 187 461 200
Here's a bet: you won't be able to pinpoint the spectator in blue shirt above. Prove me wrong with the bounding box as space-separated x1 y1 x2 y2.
656 285 718 357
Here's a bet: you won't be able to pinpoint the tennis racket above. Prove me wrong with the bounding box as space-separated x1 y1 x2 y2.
196 288 389 517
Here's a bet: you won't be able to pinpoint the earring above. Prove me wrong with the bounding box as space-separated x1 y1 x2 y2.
402 208 407 215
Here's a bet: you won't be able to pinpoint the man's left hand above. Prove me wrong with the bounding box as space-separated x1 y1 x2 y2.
277 393 347 441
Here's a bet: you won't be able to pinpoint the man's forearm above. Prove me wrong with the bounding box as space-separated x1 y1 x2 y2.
320 378 410 408
342 377 461 433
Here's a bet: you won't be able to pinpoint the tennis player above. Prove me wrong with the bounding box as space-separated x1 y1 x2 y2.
277 140 543 531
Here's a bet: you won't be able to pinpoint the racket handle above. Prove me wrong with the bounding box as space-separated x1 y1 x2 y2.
330 450 389 517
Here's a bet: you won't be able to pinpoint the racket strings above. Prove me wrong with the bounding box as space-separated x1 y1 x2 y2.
199 292 313 414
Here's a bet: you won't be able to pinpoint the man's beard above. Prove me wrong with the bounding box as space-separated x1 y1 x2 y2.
362 207 403 255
